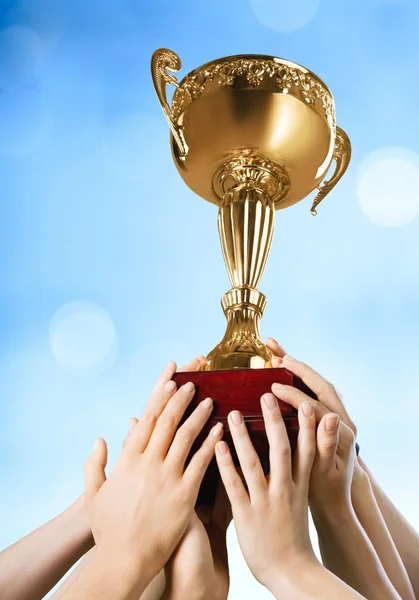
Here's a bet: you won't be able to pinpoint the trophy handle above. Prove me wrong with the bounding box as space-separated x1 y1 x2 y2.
310 126 351 215
151 48 188 161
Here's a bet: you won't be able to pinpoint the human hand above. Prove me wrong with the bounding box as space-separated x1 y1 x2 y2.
267 343 357 436
215 396 318 594
83 365 224 594
308 412 356 518
163 483 231 600
268 351 367 490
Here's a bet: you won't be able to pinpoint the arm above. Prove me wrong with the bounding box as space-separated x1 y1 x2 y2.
312 503 402 600
215 396 366 600
268 561 367 600
271 351 416 600
51 548 165 600
271 357 414 600
352 464 417 600
58 547 150 600
57 370 223 599
359 457 419 597
0 494 93 600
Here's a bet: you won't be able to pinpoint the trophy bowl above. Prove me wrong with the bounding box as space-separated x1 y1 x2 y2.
151 49 351 504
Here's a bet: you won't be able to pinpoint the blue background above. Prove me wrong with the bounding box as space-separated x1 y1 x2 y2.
1 1 419 597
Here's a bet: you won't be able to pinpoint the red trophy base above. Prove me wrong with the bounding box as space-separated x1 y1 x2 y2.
173 367 316 506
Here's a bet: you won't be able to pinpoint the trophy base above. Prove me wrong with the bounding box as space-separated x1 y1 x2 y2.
173 367 316 506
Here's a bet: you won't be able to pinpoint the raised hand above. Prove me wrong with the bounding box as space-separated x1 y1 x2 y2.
58 361 223 600
215 396 366 599
163 483 231 600
270 354 415 600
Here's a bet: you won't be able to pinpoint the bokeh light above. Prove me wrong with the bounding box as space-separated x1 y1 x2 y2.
250 0 320 32
49 301 117 374
357 147 419 227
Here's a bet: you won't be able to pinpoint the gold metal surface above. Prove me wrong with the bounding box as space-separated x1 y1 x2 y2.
151 49 352 370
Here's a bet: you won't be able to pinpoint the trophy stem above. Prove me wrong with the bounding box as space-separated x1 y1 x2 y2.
204 161 284 370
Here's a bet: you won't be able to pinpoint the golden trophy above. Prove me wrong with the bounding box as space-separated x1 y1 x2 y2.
151 49 351 500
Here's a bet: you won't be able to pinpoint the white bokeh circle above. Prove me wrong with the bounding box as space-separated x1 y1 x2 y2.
250 0 320 33
49 301 117 374
101 113 169 181
0 88 52 156
357 147 419 227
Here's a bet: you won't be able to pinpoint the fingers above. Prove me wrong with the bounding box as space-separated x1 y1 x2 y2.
215 441 249 508
178 355 205 372
211 479 232 531
266 338 286 358
272 383 328 424
260 394 292 491
337 421 356 453
166 397 214 469
316 413 340 468
227 410 267 502
293 403 317 491
183 422 224 490
122 417 139 448
281 355 340 406
145 382 197 457
128 378 179 453
85 438 108 499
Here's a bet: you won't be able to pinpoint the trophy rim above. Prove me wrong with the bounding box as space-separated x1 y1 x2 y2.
171 53 335 125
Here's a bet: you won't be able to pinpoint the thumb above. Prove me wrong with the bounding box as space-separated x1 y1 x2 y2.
316 414 340 468
84 438 108 499
266 338 287 358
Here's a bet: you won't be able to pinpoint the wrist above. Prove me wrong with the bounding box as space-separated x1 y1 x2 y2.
92 544 153 598
310 495 353 526
263 555 321 598
62 495 94 549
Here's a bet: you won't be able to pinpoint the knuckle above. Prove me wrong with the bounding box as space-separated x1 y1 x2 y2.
269 410 284 424
175 426 194 445
244 456 260 471
324 380 337 395
159 412 177 429
192 452 209 473
277 443 291 460
140 412 157 427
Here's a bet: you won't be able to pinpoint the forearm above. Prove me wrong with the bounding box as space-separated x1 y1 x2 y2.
358 458 419 597
352 467 415 600
58 547 150 600
0 495 94 600
52 550 164 600
266 560 367 600
312 504 401 600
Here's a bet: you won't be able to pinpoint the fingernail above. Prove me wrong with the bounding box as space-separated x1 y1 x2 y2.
202 397 213 409
183 381 195 392
93 438 100 452
197 354 206 363
325 414 339 431
167 360 176 370
127 418 137 435
272 382 285 391
301 402 313 417
212 422 223 437
230 410 243 426
267 337 279 345
217 441 229 455
164 380 177 393
263 394 278 409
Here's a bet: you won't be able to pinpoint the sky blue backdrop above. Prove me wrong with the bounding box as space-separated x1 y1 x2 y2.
1 0 419 597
